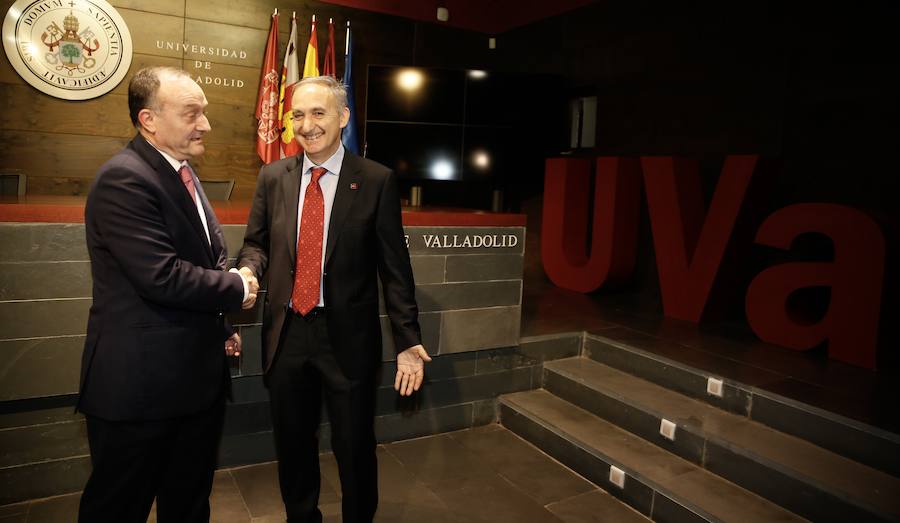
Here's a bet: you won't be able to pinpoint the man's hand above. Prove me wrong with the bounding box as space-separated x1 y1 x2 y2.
225 332 241 357
239 266 259 310
239 266 260 294
394 344 432 396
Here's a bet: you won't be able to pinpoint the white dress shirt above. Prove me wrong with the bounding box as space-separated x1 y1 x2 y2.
296 145 345 308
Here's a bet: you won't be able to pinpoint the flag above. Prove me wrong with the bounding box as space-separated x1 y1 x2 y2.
302 16 319 79
278 14 301 158
341 21 359 154
255 11 280 164
322 18 336 77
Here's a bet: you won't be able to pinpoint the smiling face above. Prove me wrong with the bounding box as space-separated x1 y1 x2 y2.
291 82 350 164
138 73 211 160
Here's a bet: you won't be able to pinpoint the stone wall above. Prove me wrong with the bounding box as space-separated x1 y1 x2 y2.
0 221 570 505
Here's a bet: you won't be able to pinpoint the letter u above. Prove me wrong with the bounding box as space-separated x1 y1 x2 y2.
541 157 641 293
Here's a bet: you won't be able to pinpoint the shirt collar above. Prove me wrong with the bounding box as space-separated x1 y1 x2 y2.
149 143 189 173
302 145 344 177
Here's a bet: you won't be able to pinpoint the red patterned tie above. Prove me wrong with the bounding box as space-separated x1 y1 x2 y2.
179 165 197 203
291 167 327 315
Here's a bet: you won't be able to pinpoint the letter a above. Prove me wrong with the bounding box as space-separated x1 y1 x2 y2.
541 157 641 292
642 155 757 322
745 204 884 369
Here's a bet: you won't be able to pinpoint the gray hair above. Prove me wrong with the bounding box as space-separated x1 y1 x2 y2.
296 75 349 110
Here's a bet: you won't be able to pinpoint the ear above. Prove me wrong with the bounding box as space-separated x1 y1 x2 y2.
138 108 156 133
339 106 350 129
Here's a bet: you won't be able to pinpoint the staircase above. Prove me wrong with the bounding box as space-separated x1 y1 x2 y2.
499 333 900 522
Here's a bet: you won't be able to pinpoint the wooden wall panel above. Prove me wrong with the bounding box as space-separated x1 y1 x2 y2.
118 9 186 58
0 53 23 85
0 96 261 150
0 84 133 138
109 0 185 17
0 131 129 180
184 19 269 68
185 0 308 31
192 142 260 185
204 103 257 145
26 177 97 196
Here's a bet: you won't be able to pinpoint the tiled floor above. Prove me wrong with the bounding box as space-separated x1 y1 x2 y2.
0 425 645 522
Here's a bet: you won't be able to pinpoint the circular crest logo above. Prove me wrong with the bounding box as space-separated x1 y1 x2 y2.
3 0 133 100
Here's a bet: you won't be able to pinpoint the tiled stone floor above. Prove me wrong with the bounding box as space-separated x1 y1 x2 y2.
0 425 644 522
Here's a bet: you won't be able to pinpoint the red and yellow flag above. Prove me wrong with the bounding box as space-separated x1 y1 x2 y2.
278 14 301 158
302 16 320 79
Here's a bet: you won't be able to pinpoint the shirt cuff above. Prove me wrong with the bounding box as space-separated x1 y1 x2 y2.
229 268 249 302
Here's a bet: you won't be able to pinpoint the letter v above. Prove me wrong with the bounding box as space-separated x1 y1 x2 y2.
642 155 757 322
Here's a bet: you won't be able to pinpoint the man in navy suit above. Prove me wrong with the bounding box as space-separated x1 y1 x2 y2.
78 66 257 522
236 76 431 522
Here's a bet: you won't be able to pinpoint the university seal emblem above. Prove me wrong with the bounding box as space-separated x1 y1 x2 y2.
3 0 133 100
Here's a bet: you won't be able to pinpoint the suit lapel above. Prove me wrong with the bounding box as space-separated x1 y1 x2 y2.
282 157 303 264
129 135 215 267
325 154 362 267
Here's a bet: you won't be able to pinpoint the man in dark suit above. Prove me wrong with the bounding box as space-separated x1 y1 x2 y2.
236 75 431 522
78 66 257 522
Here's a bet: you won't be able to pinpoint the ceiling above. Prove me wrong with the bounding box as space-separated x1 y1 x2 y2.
319 0 598 34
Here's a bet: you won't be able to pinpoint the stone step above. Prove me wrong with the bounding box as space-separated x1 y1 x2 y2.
544 356 900 522
584 333 900 478
500 389 807 523
546 489 652 522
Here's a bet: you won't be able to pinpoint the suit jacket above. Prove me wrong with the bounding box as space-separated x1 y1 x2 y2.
237 151 421 379
78 134 245 421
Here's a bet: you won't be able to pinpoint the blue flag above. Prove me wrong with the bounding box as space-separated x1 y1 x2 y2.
341 23 360 155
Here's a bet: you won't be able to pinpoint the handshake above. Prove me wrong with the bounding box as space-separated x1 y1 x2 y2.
237 266 260 310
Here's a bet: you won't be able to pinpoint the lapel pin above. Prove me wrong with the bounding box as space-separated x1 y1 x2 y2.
350 182 359 190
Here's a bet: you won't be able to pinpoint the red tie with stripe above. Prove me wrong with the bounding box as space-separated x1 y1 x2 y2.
179 165 197 203
291 167 327 315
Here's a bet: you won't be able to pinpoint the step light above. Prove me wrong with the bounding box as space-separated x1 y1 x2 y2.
609 465 626 489
707 377 724 398
660 418 677 441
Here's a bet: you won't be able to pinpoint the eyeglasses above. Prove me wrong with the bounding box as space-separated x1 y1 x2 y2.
290 110 333 123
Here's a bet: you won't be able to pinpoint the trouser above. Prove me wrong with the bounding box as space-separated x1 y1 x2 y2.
268 309 378 523
78 398 225 523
